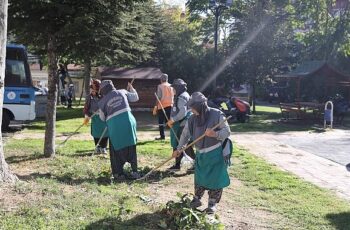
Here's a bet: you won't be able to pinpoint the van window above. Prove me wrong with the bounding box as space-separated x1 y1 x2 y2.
5 60 28 86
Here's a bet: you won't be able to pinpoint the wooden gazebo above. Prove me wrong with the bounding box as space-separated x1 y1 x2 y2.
275 61 350 102
275 61 350 119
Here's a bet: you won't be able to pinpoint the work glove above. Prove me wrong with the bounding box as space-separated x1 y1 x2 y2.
167 119 174 128
152 106 158 116
83 116 90 126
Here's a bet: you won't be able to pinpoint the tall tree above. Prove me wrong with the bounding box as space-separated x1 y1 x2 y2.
150 5 212 92
57 1 154 96
0 0 17 182
8 0 147 157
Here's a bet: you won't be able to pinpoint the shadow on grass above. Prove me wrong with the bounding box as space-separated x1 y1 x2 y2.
17 172 113 186
137 140 166 146
326 212 350 230
6 153 45 164
61 151 94 158
2 126 23 133
52 169 191 186
230 109 350 133
232 111 328 133
85 212 164 230
252 110 350 132
17 172 52 181
16 167 192 186
134 170 192 185
24 124 45 131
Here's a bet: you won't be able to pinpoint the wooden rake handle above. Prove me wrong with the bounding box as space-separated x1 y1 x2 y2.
137 115 232 181
94 127 108 148
56 111 99 148
56 123 85 148
154 93 192 161
179 115 232 153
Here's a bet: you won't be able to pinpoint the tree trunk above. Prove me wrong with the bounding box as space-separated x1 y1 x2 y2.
78 77 85 106
44 34 58 157
252 81 256 114
84 58 91 98
0 0 17 183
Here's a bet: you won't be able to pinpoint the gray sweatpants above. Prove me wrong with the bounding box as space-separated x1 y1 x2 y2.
109 142 138 176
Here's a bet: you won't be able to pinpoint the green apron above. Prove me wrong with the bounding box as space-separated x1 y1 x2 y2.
170 112 192 149
170 121 181 149
91 115 108 138
107 111 137 151
195 146 230 190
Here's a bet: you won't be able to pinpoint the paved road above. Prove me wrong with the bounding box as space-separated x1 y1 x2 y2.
233 130 350 201
277 130 350 166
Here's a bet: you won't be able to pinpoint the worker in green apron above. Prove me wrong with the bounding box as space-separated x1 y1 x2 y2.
83 79 108 154
166 79 195 171
98 80 140 180
173 92 231 214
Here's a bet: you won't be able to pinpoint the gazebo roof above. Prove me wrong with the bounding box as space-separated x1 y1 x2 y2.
275 61 350 80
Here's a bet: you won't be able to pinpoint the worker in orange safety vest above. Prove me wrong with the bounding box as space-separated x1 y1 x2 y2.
153 73 175 140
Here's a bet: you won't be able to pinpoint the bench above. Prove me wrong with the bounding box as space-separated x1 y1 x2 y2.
279 103 304 120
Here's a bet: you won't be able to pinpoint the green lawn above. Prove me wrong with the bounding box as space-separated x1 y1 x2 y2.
23 104 91 134
24 103 348 135
1 104 350 229
2 137 350 229
230 105 350 133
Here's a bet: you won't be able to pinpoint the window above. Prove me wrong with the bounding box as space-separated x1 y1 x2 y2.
5 60 28 86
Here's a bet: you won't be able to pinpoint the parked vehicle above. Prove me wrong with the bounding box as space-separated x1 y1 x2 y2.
2 44 36 130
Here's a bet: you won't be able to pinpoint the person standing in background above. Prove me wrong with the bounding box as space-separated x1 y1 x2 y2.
166 78 195 171
153 73 174 140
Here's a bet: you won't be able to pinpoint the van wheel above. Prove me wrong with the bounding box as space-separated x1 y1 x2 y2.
2 111 11 131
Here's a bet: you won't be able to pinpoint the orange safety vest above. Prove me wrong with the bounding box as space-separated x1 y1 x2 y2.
157 82 174 109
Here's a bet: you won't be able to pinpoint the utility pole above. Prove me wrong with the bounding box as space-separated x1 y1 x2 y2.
209 0 232 88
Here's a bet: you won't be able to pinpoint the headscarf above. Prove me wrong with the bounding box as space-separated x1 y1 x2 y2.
187 92 209 127
83 79 102 115
171 78 187 109
90 79 101 92
100 80 115 96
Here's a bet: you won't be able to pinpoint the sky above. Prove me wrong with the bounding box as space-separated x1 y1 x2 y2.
154 0 186 9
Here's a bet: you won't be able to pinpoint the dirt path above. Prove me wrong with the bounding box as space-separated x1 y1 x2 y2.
10 130 160 142
233 131 350 201
147 170 279 229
